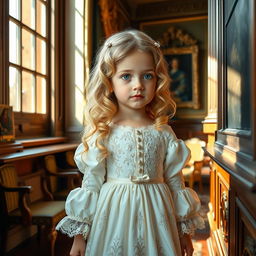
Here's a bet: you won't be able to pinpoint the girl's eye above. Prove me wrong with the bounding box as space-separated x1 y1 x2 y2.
121 74 131 81
143 73 153 80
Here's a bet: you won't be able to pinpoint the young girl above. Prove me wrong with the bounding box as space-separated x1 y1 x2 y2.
56 29 204 256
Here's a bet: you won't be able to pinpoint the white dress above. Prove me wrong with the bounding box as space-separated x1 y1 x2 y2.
56 124 205 256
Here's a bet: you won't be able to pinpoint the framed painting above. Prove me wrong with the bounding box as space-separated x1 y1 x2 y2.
0 105 15 142
163 45 199 109
139 16 207 118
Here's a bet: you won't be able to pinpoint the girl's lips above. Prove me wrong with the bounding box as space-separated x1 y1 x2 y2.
130 95 144 99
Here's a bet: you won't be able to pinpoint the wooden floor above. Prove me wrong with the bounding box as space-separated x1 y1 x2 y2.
191 181 210 256
6 232 73 256
6 183 210 256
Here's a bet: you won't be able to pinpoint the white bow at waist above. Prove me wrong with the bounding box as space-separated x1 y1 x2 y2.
106 175 164 184
130 174 151 183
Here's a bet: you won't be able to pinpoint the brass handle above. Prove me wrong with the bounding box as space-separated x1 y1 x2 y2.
220 191 229 241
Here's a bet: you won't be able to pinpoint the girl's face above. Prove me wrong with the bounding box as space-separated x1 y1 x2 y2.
111 50 157 114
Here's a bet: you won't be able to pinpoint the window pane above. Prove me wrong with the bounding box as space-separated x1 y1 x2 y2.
22 71 35 113
22 0 35 29
9 0 21 20
36 1 46 37
22 28 35 70
9 66 21 111
9 21 21 65
36 37 46 74
36 76 46 114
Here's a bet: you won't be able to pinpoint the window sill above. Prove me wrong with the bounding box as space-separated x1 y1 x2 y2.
16 137 67 148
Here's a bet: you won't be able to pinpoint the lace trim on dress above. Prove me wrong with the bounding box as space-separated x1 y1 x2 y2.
56 216 90 240
177 214 205 237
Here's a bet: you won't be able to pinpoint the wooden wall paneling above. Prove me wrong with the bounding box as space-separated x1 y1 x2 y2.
236 197 256 255
230 176 256 255
170 119 208 141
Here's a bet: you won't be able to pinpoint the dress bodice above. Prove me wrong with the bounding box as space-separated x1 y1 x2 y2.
106 125 167 179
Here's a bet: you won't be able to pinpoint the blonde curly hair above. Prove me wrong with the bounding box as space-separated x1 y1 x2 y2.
82 29 176 158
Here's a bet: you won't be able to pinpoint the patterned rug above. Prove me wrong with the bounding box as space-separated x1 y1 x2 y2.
192 192 210 255
196 193 210 234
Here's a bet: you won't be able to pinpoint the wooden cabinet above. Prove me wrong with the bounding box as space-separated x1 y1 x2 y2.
207 161 229 256
207 0 256 255
206 149 256 256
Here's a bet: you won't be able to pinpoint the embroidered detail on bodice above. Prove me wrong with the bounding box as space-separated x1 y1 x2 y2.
106 126 166 179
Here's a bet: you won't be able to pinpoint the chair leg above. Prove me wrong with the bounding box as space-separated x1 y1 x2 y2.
37 225 42 243
47 225 57 256
0 225 8 256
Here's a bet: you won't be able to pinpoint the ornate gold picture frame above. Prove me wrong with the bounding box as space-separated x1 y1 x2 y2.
140 16 207 116
163 45 199 109
0 104 15 143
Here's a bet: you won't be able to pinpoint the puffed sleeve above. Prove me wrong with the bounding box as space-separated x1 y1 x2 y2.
55 139 106 240
163 126 205 236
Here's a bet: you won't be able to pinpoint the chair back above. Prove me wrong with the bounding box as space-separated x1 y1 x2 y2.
65 151 76 167
185 138 206 163
0 164 19 213
44 155 58 193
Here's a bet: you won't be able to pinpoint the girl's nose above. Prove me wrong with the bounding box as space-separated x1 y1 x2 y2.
133 78 144 90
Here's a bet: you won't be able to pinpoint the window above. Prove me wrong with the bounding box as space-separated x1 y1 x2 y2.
1 0 86 139
9 0 48 114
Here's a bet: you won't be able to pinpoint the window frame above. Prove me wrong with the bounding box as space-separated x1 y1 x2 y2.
8 0 51 138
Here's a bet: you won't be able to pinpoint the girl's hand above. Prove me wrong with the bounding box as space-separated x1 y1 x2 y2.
70 234 86 256
180 233 194 256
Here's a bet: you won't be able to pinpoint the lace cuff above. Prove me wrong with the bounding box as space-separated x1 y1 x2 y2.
56 216 90 240
177 214 205 237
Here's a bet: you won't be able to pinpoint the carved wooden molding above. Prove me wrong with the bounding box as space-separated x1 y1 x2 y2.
158 26 197 48
136 0 207 21
98 0 131 38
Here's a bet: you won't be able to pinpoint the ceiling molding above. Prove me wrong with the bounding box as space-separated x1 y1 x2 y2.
134 0 207 21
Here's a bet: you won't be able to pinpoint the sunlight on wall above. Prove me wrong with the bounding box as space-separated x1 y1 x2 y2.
74 0 85 127
51 0 55 126
65 0 88 135
208 56 217 82
221 147 238 164
208 56 218 116
227 66 241 128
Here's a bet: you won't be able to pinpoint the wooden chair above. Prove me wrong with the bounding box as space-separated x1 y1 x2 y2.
0 164 66 256
65 150 77 168
182 138 206 192
44 155 81 200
